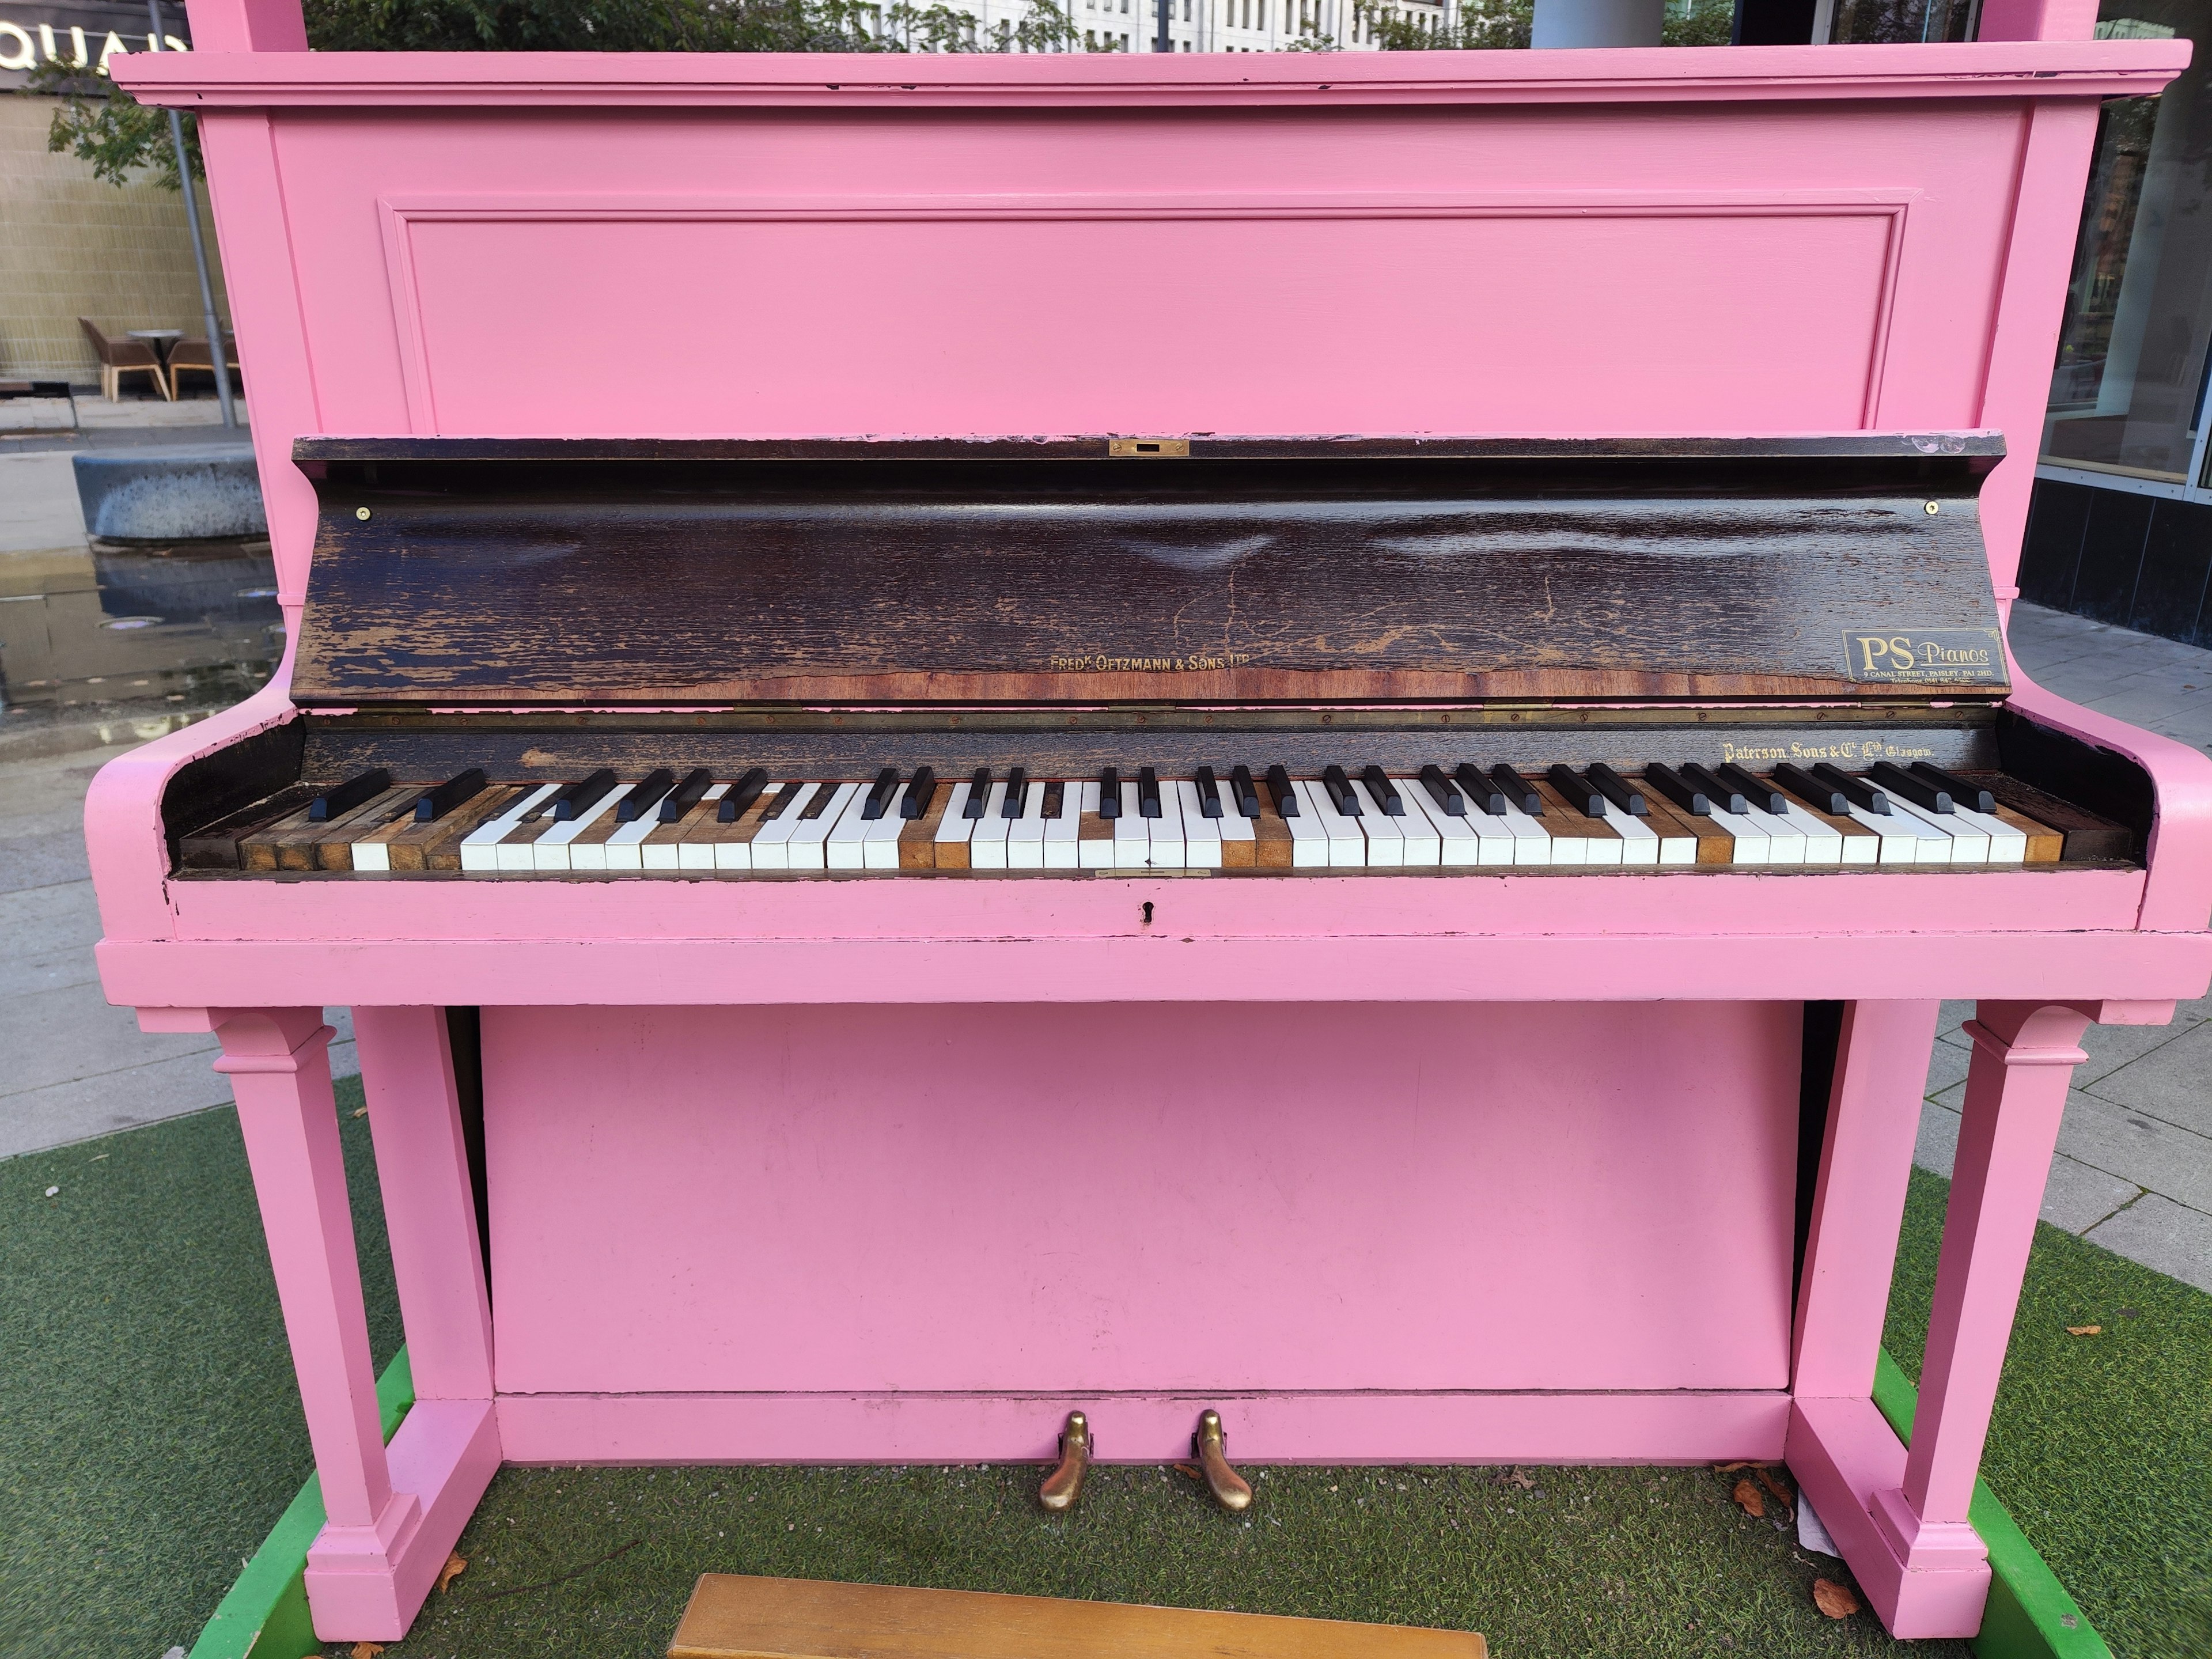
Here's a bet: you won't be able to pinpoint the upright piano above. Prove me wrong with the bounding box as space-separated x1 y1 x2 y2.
99 7 2209 1646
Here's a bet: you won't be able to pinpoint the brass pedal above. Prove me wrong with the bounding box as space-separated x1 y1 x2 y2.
1040 1410 1092 1512
1192 1409 1252 1512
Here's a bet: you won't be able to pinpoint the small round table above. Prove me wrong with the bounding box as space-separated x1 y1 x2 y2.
126 329 185 385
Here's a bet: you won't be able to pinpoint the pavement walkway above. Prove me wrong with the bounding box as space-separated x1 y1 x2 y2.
0 418 2206 1290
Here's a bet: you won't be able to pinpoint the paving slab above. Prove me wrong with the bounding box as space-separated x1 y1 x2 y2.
0 879 105 996
1910 1097 2139 1231
2081 1018 2212 1139
2082 1194 2212 1294
1 979 217 1096
2054 1090 2212 1214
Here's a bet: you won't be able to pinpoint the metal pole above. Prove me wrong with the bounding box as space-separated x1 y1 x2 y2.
1156 0 1173 49
146 0 236 429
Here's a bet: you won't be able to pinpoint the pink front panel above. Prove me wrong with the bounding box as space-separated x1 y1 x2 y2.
484 1001 1801 1399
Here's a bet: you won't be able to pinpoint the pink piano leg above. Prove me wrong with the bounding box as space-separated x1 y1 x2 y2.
1790 999 2090 1638
214 1006 495 1642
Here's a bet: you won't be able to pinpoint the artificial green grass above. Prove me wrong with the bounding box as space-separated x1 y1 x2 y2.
0 1078 403 1659
3 1099 2206 1658
1882 1168 2212 1659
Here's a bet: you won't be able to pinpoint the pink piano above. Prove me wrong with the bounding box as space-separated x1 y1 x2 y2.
97 0 2209 1644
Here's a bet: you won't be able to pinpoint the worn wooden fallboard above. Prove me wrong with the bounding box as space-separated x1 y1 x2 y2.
290 434 2009 708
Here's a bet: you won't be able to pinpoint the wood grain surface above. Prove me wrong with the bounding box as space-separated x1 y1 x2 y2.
668 1575 1483 1659
290 441 2010 708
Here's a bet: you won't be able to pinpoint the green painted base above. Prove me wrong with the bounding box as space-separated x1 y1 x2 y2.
188 1350 415 1659
1871 1350 2111 1659
189 1348 2101 1659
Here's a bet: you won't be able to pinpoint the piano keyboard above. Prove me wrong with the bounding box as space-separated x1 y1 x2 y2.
186 759 2109 876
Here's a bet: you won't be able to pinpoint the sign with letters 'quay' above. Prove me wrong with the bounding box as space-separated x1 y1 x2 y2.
0 0 187 89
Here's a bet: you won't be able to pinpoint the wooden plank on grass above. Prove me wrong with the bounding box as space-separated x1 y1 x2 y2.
671 1576 1484 1659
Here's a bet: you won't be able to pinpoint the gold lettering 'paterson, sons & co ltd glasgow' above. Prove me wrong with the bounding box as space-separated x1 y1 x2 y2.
1840 627 2006 686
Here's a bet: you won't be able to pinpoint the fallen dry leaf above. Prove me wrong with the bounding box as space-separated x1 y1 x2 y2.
1731 1478 1766 1519
436 1550 467 1592
1755 1465 1796 1512
349 1644 385 1659
1812 1579 1861 1619
1172 1461 1202 1480
1499 1469 1536 1490
1713 1460 1760 1473
2066 1325 2102 1336
352 1105 369 1118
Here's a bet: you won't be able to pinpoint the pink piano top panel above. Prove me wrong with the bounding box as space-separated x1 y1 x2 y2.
116 41 2189 615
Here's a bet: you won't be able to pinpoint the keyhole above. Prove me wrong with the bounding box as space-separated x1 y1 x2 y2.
1141 902 1155 925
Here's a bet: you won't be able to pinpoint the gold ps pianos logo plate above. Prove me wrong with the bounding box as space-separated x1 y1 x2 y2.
1842 626 2005 684
1108 438 1191 457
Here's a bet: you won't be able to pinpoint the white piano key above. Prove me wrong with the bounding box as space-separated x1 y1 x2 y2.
1402 778 1486 866
1384 779 1443 866
714 782 771 872
1298 779 1368 868
1893 798 1989 865
1079 782 1116 870
465 783 562 873
660 783 727 870
1845 803 1932 866
533 783 624 872
1147 777 1186 869
787 781 858 870
1111 782 1148 868
1953 802 2028 863
1493 799 1554 867
1044 783 1081 869
750 781 820 870
1349 781 1406 868
1704 806 1771 868
1569 801 1625 867
1772 799 1843 866
825 782 877 870
1282 783 1331 868
971 782 1014 870
1009 782 1049 869
935 780 980 861
1217 790 1257 855
600 804 662 872
1600 801 1661 866
1177 782 1224 870
1740 804 1808 866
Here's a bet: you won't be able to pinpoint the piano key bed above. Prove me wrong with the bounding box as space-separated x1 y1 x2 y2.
178 759 2118 877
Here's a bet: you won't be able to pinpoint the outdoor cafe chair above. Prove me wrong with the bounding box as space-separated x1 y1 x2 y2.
78 317 170 402
168 332 243 402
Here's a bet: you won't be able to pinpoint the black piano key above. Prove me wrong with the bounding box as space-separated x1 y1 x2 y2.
964 767 991 819
761 779 806 820
1229 764 1262 817
1419 763 1467 816
1911 761 1995 815
799 782 840 821
718 767 769 822
1041 779 1066 819
1265 764 1301 817
1138 766 1162 819
615 767 679 822
861 766 901 821
1644 763 1711 816
899 765 938 820
1679 764 1747 817
1546 764 1606 818
1099 767 1122 820
1585 763 1646 816
1001 766 1028 817
1714 763 1786 815
1812 762 1889 815
308 768 391 823
1359 764 1404 815
413 767 486 823
1772 763 1849 816
1490 765 1542 815
1321 764 1362 816
551 768 618 821
1195 766 1224 818
657 767 714 823
1453 763 1508 816
1868 760 1951 814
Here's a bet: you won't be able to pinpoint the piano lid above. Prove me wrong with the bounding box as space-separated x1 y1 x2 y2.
289 433 2010 709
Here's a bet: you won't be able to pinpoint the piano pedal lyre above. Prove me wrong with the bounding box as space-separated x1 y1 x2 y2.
1192 1408 1253 1512
1040 1410 1093 1512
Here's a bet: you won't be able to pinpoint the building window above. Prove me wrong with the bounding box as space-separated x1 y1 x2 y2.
2043 4 2212 484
